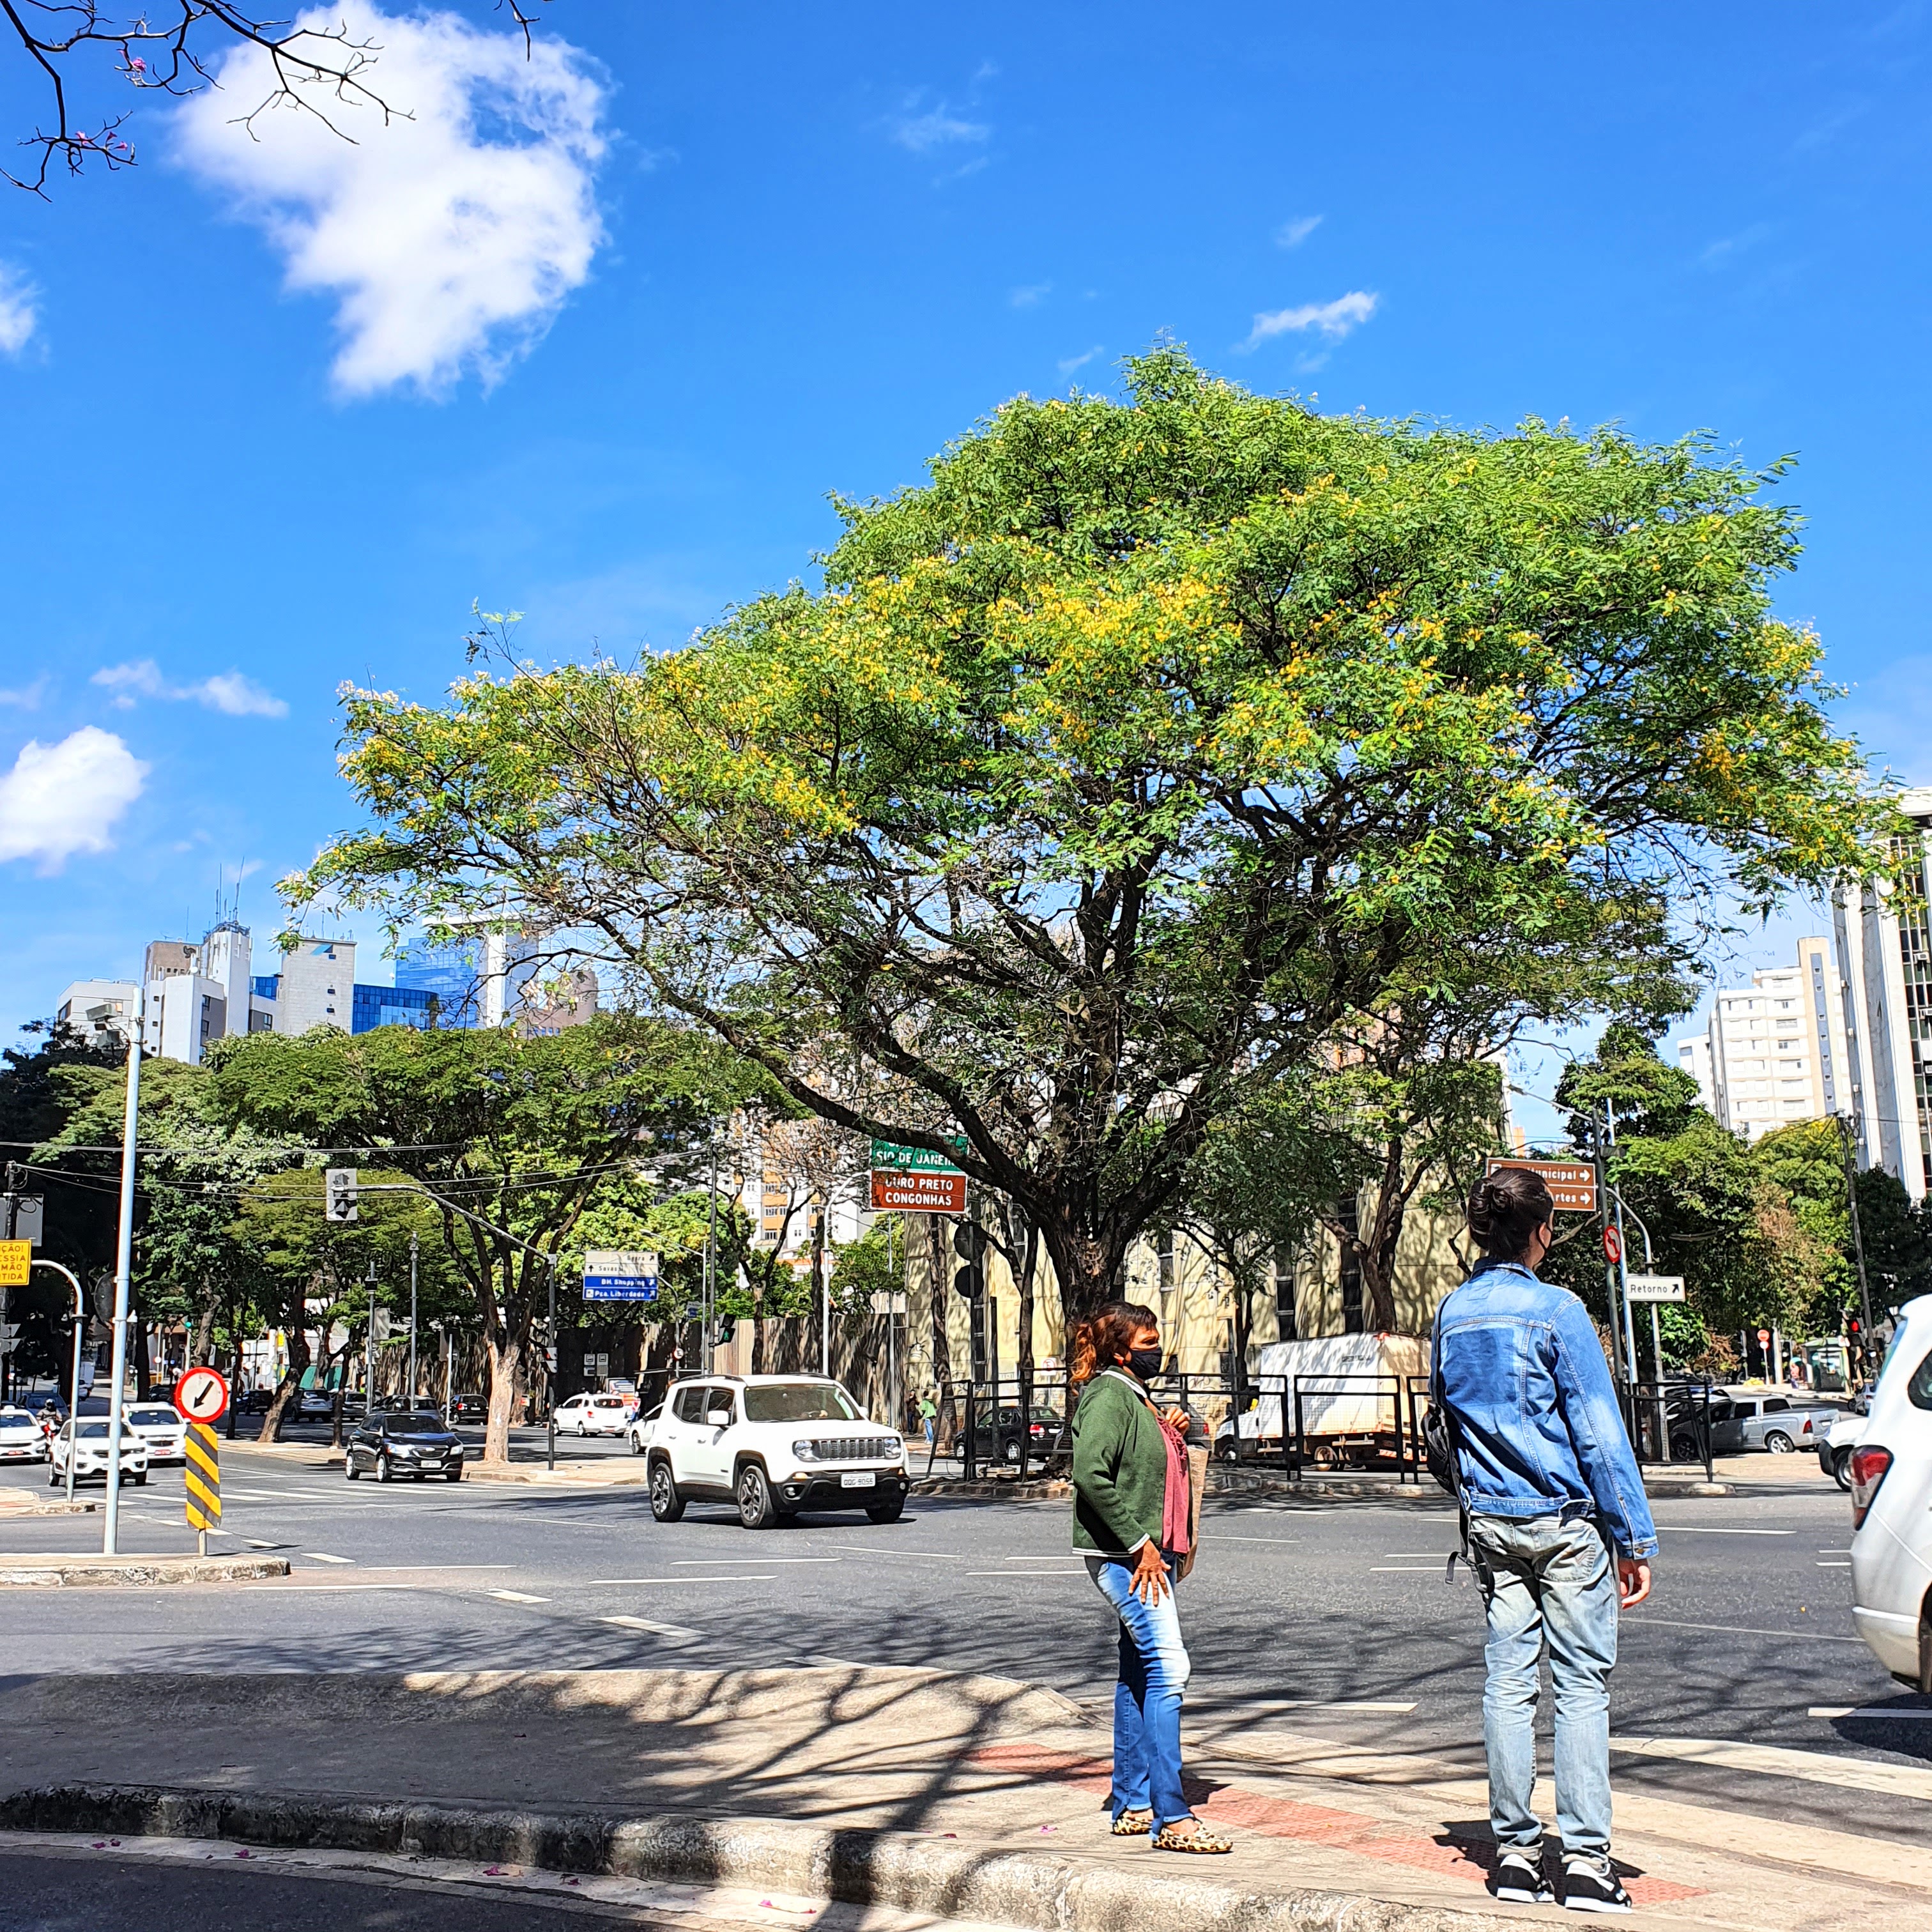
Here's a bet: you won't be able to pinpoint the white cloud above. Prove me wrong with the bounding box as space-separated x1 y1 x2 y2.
892 102 990 152
0 676 48 709
174 3 607 397
92 660 289 718
1057 344 1104 375
0 728 148 872
1238 290 1379 353
0 262 38 355
1009 282 1050 308
1700 222 1772 268
1275 215 1322 249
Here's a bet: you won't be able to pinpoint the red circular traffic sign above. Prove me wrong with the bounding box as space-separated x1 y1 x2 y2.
173 1366 230 1424
1756 1328 1771 1345
1602 1226 1622 1265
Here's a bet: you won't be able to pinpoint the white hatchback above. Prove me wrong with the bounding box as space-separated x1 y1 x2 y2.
0 1407 46 1463
125 1402 188 1465
555 1391 636 1437
1850 1294 1932 1689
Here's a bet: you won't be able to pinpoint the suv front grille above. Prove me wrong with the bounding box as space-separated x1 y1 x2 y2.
811 1436 898 1462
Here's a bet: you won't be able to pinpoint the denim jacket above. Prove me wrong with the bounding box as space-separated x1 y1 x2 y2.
1434 1259 1658 1559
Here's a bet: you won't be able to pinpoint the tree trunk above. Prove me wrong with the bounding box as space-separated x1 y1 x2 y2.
484 1330 521 1465
257 1327 310 1443
190 1300 216 1368
927 1214 956 1452
133 1319 151 1400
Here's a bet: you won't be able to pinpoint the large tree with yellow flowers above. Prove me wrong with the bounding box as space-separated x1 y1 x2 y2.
289 349 1884 1319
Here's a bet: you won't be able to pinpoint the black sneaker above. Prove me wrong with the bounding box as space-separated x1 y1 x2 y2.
1562 1861 1632 1913
1490 1851 1554 1905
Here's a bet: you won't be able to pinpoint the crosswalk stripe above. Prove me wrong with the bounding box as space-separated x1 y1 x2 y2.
1612 1734 1932 1802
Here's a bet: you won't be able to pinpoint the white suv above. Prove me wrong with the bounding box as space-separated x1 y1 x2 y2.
1850 1294 1932 1689
645 1375 909 1528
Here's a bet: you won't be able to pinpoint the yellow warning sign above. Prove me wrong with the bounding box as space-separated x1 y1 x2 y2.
0 1241 28 1288
185 1422 221 1532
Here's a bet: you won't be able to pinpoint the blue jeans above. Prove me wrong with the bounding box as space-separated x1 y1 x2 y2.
1469 1512 1619 1871
1087 1553 1190 1831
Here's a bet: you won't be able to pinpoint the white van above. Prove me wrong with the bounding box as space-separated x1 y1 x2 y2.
1849 1294 1932 1689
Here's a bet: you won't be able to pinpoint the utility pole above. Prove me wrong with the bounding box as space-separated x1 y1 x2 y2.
1602 1100 1640 1390
703 1130 717 1374
546 1255 557 1473
102 990 144 1556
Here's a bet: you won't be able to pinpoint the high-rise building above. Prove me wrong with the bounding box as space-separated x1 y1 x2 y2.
395 930 539 1029
1676 936 1850 1143
1834 786 1932 1200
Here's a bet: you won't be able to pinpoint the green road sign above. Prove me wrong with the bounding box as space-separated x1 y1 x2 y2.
870 1137 967 1174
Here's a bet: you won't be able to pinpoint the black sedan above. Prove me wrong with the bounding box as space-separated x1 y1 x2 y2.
344 1411 466 1483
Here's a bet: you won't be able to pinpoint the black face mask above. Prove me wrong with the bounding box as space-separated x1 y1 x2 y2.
1126 1346 1163 1384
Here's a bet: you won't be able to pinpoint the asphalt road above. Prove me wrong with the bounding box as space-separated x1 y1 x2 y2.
1 1439 1926 1853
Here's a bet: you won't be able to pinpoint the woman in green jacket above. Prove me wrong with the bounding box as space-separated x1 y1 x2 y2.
1071 1299 1232 1854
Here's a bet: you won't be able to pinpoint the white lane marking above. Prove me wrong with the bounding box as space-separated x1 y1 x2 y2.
586 1575 776 1586
1810 1706 1932 1721
1816 1560 1851 1568
335 1564 512 1573
1383 1552 1453 1558
824 1543 961 1560
1630 1616 1864 1644
1652 1525 1795 1535
1190 1699 1418 1713
1818 1549 1851 1555
965 1570 1087 1577
1201 1535 1301 1545
1371 1565 1445 1572
1613 1733 1932 1802
486 1589 549 1604
669 1558 840 1566
300 1552 353 1564
601 1614 699 1638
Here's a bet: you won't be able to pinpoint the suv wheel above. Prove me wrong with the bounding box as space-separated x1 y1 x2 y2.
737 1461 778 1529
629 1429 646 1456
376 1452 393 1483
865 1498 905 1524
1764 1430 1795 1453
1668 1432 1698 1462
1001 1437 1021 1465
345 1452 360 1481
649 1460 686 1522
1830 1446 1854 1492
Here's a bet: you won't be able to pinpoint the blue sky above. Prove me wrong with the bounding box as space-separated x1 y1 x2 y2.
1 3 1928 1129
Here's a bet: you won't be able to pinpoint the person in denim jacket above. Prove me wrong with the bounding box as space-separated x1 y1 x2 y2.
1436 1165 1657 1913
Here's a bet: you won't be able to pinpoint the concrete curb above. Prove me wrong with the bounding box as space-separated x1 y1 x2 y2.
0 1784 1515 1932
911 1477 1070 1501
0 1496 98 1516
0 1554 291 1587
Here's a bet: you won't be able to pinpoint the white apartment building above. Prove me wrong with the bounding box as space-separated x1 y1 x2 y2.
1678 936 1850 1142
1835 786 1932 1200
272 937 355 1035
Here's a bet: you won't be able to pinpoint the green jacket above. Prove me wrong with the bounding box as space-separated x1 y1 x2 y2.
1071 1368 1167 1556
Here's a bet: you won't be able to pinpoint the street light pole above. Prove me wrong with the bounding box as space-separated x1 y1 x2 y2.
364 1260 378 1411
1837 1110 1875 1373
546 1255 557 1474
102 989 144 1556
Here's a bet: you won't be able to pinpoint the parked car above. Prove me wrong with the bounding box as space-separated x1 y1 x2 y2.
124 1402 188 1465
234 1389 273 1416
1850 1294 1932 1690
451 1392 487 1422
554 1391 636 1437
1706 1390 1841 1455
963 1402 1064 1464
641 1375 908 1528
47 1419 148 1487
625 1403 664 1455
1820 1409 1865 1491
344 1409 466 1483
0 1406 47 1463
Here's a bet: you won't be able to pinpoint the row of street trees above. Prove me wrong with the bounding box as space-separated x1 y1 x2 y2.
288 349 1887 1322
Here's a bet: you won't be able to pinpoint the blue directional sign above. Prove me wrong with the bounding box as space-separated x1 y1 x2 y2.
582 1249 660 1303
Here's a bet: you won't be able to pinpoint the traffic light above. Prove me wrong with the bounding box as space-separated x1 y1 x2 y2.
715 1314 737 1345
952 1219 985 1300
325 1168 359 1223
542 1346 558 1374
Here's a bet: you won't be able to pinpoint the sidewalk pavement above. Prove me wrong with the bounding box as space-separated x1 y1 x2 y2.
0 1667 1912 1932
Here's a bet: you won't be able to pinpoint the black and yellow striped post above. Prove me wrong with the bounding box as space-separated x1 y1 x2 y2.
185 1422 220 1554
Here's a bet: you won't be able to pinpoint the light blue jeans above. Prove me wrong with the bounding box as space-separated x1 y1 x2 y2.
1469 1512 1618 1871
1087 1553 1190 1831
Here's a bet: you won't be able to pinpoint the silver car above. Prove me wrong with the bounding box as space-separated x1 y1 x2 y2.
1706 1390 1839 1455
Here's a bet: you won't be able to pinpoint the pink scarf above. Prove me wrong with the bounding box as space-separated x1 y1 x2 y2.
1159 1414 1192 1556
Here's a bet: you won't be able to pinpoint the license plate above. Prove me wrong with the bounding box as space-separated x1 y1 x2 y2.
839 1472 877 1489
